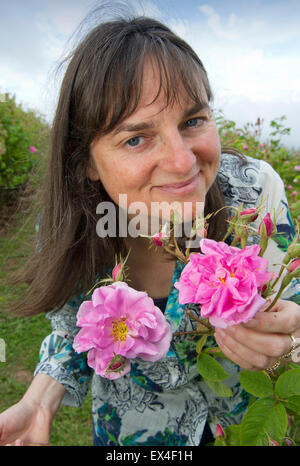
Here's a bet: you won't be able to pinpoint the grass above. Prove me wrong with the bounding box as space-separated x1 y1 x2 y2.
0 209 93 446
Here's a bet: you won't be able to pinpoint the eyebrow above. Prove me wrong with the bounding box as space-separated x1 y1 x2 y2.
112 102 210 136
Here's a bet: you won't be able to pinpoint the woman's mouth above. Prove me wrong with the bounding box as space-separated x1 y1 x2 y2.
154 172 201 195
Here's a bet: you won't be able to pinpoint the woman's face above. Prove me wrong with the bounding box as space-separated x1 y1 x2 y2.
89 61 221 229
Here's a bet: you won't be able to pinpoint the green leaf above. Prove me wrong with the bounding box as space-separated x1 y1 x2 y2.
224 425 241 446
204 378 233 397
240 398 288 446
289 362 300 370
214 437 226 446
239 370 273 398
196 353 230 381
275 368 300 399
286 396 300 416
203 347 229 359
196 335 207 354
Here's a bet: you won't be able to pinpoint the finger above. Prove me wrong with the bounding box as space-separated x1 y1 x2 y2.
214 329 273 370
223 325 293 358
5 439 23 446
242 299 300 334
13 439 24 446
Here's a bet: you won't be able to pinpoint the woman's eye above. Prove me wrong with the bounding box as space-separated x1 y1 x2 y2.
185 117 204 128
126 136 143 147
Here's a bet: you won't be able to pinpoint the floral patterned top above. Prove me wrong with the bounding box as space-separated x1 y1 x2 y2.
34 154 299 446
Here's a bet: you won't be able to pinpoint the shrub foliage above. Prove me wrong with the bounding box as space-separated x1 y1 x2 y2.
0 92 49 203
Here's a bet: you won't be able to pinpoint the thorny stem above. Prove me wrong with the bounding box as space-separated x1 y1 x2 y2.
263 282 286 312
271 263 288 290
164 245 188 264
185 309 214 332
185 235 194 259
230 234 239 247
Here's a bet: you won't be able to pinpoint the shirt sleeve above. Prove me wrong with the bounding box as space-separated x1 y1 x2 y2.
33 299 93 407
251 159 299 304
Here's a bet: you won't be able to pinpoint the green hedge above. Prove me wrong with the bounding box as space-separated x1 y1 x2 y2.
0 93 49 203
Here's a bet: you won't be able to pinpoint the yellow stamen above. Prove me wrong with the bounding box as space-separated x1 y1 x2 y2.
111 318 129 342
219 272 236 285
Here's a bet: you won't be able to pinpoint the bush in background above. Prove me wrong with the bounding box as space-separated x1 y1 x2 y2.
0 92 49 204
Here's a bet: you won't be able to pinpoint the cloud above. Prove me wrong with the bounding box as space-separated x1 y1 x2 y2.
133 0 163 18
43 0 87 36
168 18 189 38
198 4 238 40
0 0 299 148
164 2 300 148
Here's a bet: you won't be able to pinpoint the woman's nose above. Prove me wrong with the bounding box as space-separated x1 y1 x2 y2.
159 131 197 175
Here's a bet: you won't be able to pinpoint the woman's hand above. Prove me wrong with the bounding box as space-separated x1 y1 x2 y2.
0 399 52 446
214 299 300 371
0 374 66 446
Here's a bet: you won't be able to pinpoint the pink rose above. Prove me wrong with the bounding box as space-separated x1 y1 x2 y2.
174 239 273 328
29 146 37 153
73 281 172 378
291 190 297 197
242 144 248 151
294 165 300 172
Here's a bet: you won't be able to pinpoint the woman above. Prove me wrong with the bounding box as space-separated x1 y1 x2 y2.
0 14 299 446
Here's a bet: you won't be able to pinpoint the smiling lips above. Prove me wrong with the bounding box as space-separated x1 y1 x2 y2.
155 172 201 195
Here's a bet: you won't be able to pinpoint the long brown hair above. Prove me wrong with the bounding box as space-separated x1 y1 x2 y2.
7 14 245 317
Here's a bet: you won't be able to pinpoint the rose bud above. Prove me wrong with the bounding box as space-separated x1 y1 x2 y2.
152 232 164 247
258 213 274 237
239 208 259 223
216 424 225 438
112 263 123 281
289 258 300 274
269 437 279 446
287 243 300 260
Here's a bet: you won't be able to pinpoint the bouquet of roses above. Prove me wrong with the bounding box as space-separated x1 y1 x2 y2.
173 206 300 329
73 202 300 445
152 203 300 446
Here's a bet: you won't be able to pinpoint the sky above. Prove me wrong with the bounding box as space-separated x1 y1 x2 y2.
1 0 300 148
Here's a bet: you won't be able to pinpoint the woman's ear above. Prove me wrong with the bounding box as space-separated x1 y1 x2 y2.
87 157 100 181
